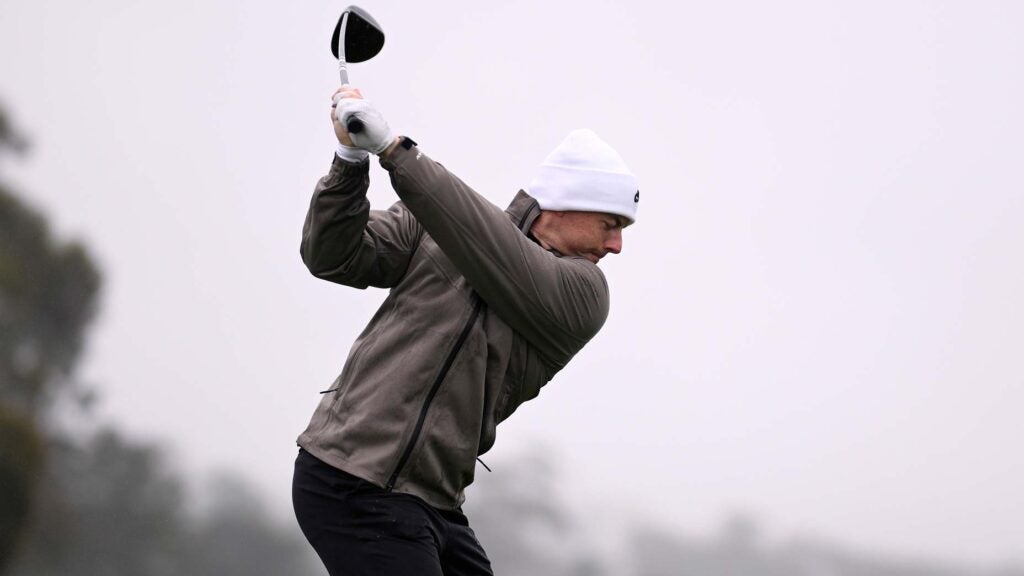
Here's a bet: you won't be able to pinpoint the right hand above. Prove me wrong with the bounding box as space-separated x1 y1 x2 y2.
330 86 397 155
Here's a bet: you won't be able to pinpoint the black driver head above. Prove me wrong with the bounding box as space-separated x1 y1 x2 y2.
331 6 385 62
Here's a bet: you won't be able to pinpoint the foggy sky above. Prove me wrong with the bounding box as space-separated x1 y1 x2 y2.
2 0 1021 566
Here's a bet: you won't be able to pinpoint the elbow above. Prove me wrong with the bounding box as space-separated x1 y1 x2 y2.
304 259 338 282
576 299 610 343
300 241 366 287
300 241 333 279
299 241 317 275
564 271 611 342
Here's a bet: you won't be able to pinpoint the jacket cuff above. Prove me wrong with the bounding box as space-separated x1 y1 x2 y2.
379 136 418 172
327 151 370 179
329 148 370 169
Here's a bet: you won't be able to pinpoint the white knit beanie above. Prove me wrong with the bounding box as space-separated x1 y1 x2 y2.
527 129 639 223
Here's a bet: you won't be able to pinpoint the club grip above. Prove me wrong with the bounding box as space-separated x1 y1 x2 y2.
347 118 365 134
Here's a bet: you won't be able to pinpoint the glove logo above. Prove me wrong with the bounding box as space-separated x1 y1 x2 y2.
634 191 640 203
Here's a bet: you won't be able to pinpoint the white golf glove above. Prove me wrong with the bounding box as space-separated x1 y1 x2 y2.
333 97 396 156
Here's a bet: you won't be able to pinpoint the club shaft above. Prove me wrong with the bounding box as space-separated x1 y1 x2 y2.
337 11 349 85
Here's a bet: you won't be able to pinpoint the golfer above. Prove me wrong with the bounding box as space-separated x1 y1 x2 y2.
292 86 639 576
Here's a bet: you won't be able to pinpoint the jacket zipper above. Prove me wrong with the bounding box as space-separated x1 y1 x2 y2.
384 202 534 491
385 296 484 491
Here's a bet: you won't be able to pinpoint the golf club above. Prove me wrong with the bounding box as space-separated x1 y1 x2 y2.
331 6 385 134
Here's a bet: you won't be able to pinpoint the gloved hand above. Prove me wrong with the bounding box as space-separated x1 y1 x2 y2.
333 93 396 156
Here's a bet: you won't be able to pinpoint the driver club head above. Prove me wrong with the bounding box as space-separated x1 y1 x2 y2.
331 6 385 62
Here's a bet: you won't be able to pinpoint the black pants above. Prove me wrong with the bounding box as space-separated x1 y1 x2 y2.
292 449 494 576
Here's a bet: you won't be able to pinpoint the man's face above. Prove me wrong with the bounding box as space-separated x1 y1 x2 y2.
543 211 630 264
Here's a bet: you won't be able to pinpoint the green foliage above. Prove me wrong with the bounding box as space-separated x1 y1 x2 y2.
0 107 28 155
0 107 102 574
0 184 101 416
0 406 43 573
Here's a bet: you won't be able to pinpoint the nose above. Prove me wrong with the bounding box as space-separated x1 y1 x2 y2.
605 229 622 255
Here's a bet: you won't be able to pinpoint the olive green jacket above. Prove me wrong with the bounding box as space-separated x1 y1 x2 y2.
297 139 609 509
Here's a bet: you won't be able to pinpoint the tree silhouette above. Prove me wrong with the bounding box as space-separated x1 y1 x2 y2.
0 103 92 573
0 116 100 417
0 404 42 572
0 105 316 575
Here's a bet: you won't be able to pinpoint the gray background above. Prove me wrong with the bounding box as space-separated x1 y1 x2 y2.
2 0 1021 567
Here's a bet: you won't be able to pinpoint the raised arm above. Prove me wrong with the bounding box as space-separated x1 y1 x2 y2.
300 156 422 289
380 140 609 372
300 87 423 289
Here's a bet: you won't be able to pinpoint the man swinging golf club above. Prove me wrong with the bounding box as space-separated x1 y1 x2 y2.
291 83 639 575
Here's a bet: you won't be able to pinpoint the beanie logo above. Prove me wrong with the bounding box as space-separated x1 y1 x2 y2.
634 191 640 203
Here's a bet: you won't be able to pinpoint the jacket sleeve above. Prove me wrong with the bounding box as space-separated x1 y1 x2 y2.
300 155 423 289
380 141 609 372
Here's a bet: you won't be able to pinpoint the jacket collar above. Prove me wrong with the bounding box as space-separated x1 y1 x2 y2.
506 190 542 233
